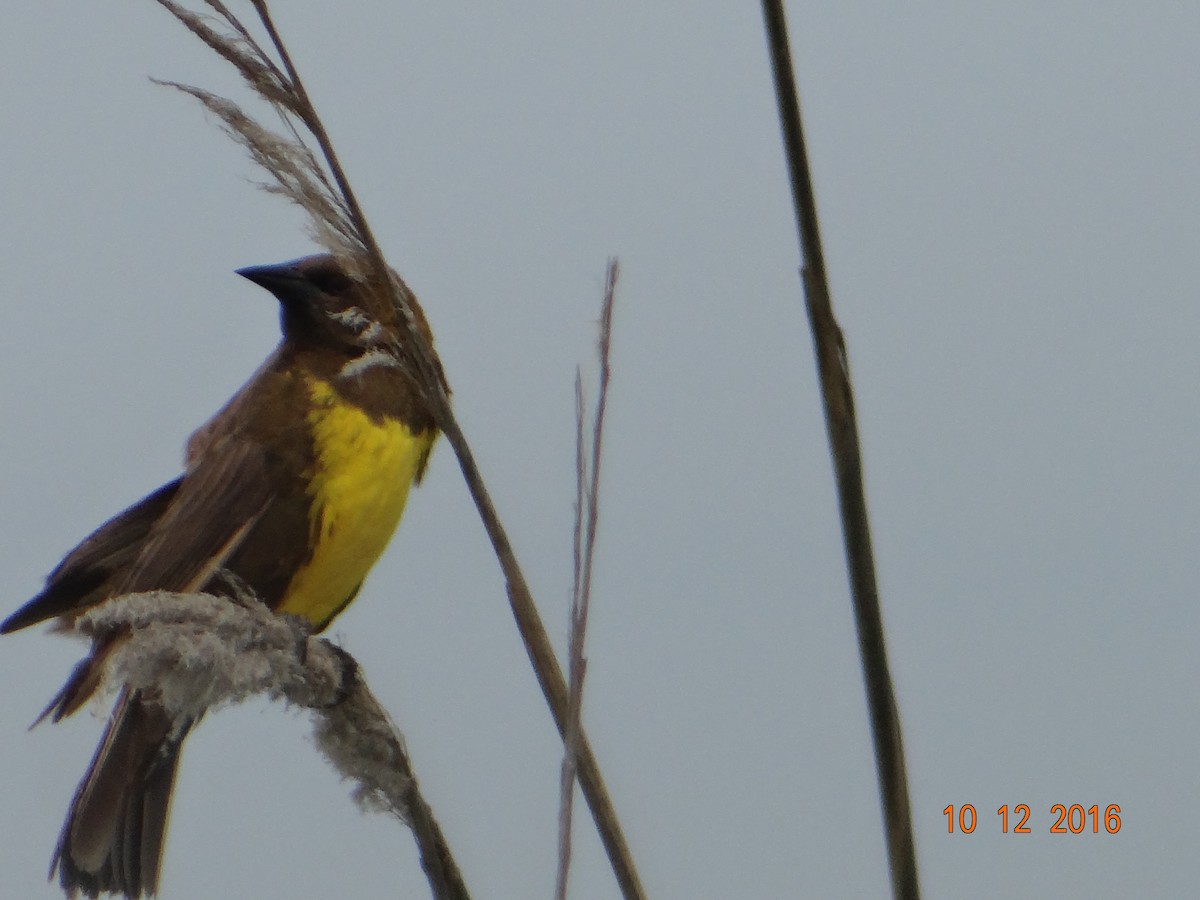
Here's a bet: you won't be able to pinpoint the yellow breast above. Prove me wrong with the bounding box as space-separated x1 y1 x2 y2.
277 376 434 628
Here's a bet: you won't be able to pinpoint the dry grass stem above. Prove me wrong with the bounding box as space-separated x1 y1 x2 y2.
760 2 920 898
149 81 360 263
555 259 618 900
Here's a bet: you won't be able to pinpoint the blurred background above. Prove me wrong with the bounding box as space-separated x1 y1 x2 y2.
1 3 1195 897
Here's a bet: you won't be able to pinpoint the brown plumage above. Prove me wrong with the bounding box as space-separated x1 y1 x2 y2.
3 254 438 898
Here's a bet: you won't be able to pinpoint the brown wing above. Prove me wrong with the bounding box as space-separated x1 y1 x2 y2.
1 479 182 634
118 439 275 595
3 348 300 635
36 440 278 722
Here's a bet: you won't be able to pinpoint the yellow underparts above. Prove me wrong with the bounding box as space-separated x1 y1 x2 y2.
278 376 433 628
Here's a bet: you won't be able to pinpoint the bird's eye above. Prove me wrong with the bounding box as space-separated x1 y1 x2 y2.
307 269 352 293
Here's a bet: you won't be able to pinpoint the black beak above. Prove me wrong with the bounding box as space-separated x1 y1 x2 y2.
236 260 309 293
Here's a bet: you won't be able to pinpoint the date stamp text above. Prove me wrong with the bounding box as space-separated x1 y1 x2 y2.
942 804 1122 834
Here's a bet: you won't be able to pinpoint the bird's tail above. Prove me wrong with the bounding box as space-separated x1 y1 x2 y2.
52 689 191 899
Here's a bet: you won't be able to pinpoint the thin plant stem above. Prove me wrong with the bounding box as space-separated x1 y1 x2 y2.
759 3 920 898
556 260 618 900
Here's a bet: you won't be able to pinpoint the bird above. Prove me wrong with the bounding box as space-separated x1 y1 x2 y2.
1 253 440 898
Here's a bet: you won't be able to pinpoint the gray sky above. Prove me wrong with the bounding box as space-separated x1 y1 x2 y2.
1 3 1196 898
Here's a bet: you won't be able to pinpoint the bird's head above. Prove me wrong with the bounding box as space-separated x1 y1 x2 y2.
236 254 431 354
